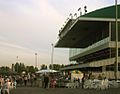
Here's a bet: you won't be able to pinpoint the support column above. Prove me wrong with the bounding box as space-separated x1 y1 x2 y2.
102 66 106 72
115 0 118 80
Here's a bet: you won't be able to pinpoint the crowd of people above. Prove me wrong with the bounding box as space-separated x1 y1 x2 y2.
0 73 59 94
1 71 119 94
0 75 16 94
16 73 37 87
0 73 39 94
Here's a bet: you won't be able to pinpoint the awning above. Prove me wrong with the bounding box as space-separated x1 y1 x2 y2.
55 18 109 48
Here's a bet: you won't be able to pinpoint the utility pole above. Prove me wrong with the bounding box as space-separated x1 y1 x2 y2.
35 53 37 68
51 43 54 71
16 56 19 73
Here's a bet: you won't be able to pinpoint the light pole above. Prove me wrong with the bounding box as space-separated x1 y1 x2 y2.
69 13 73 19
16 56 19 62
78 7 82 16
51 43 54 71
74 13 77 19
84 6 87 14
115 0 118 80
16 56 19 73
35 53 37 68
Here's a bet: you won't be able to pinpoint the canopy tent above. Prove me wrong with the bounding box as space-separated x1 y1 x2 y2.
36 69 58 74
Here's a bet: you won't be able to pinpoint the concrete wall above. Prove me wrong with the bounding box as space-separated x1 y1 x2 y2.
92 71 120 80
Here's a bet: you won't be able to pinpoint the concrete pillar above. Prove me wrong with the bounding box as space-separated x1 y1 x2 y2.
102 65 106 72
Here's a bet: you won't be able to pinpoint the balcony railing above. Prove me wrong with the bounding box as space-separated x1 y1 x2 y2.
69 37 109 58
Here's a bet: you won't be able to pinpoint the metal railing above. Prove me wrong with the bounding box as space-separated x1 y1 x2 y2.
69 37 109 58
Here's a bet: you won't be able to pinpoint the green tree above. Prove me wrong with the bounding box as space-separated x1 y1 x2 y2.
0 66 11 75
28 66 35 73
35 67 38 72
14 62 38 74
26 66 38 73
61 64 65 68
14 62 26 74
41 64 47 70
0 66 10 72
14 62 19 73
19 63 26 73
49 64 65 70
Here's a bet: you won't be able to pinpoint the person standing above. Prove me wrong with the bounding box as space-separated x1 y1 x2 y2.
51 78 56 88
30 75 34 87
41 75 45 88
44 74 49 89
24 76 28 87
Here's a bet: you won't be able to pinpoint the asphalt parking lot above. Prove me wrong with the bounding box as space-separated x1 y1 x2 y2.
10 87 120 94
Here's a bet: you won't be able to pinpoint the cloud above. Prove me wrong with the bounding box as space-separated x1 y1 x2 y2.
0 0 70 67
0 0 64 49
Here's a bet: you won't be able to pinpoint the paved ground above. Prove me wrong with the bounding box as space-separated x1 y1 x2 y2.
10 87 120 94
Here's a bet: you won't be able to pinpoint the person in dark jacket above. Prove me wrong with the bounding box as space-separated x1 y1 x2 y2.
44 75 49 89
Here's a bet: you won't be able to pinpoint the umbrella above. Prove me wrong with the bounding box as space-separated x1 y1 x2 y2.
36 69 58 74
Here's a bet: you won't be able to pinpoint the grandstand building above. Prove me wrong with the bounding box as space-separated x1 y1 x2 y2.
55 5 120 79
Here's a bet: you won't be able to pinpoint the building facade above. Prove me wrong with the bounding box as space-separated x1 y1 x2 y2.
55 5 120 79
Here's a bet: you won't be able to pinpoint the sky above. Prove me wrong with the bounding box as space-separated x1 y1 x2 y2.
0 0 120 68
